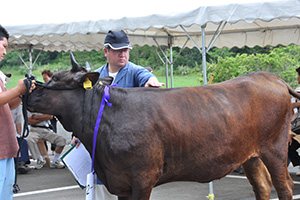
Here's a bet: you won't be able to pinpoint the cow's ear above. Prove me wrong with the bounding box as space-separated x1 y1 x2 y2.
99 76 114 86
79 72 99 90
83 72 100 86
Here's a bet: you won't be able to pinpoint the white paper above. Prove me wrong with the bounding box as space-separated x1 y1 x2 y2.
61 144 92 187
62 143 118 200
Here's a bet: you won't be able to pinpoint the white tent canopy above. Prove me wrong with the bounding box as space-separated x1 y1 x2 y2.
3 0 300 87
5 0 300 52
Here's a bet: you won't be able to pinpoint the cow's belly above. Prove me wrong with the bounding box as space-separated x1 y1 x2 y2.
156 143 258 185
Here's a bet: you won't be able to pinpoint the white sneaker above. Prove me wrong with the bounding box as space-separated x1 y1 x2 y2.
50 160 65 169
35 160 46 169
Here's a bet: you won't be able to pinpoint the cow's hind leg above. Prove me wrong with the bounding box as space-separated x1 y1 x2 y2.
242 157 272 200
260 147 294 200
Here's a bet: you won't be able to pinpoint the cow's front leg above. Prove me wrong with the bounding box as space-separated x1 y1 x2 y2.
130 172 159 200
242 157 272 200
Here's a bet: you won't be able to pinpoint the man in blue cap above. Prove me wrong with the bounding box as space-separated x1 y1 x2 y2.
95 30 164 87
71 30 164 199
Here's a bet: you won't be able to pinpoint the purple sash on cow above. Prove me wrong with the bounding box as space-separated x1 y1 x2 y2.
92 84 116 178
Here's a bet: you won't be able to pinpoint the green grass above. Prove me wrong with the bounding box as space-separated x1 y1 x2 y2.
157 75 201 88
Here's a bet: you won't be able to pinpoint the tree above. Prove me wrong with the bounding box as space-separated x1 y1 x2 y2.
206 45 300 87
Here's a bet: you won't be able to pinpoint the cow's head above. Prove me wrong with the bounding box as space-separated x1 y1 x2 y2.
27 51 113 131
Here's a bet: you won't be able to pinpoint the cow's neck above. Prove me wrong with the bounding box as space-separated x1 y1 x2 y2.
73 87 105 146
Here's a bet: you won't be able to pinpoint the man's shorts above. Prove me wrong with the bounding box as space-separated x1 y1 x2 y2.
0 158 15 200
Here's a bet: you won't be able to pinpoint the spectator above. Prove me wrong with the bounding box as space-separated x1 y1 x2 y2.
41 69 58 154
26 112 66 169
288 67 300 175
0 24 35 200
41 69 53 83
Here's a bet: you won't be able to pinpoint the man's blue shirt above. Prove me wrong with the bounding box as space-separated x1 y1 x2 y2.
95 61 155 88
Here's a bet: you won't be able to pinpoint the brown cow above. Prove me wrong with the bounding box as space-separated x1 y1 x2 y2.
27 54 300 200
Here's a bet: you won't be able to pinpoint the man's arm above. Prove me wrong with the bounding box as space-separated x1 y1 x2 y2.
28 114 53 125
9 96 21 110
0 86 23 106
15 123 22 135
0 79 35 107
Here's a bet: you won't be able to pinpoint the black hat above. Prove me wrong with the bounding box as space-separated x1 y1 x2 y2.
104 30 132 50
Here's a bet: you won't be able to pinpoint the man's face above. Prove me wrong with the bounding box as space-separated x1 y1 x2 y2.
0 37 8 62
104 48 130 69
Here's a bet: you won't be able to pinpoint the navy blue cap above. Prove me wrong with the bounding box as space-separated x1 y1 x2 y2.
104 30 132 50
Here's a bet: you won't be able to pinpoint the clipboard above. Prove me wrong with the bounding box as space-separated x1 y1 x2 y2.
61 143 92 189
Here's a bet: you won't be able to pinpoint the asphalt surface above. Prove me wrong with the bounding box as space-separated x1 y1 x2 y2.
12 152 300 200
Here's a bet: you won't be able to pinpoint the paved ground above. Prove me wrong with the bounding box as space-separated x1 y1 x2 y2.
12 168 300 200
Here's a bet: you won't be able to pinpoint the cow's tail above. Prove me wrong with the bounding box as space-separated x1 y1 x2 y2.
286 83 300 99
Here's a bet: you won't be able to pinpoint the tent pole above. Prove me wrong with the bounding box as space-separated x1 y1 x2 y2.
152 38 171 88
180 25 202 54
152 37 189 88
208 182 214 200
202 25 214 200
206 21 227 52
15 50 29 71
202 25 207 85
167 35 174 88
172 38 189 64
170 45 174 88
153 38 171 64
32 49 43 68
29 46 33 76
165 48 169 88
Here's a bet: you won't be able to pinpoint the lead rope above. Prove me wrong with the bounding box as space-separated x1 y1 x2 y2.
13 75 34 193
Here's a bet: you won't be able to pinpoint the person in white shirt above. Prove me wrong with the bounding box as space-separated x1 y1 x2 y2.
27 112 66 169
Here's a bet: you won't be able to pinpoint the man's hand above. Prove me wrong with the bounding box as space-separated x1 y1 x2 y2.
288 133 295 146
144 77 165 88
71 136 81 148
16 79 36 96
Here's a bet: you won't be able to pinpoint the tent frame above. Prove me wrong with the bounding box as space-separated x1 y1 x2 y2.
14 45 43 76
152 21 226 88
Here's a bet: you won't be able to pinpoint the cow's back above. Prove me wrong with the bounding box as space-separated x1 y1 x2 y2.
96 71 292 193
